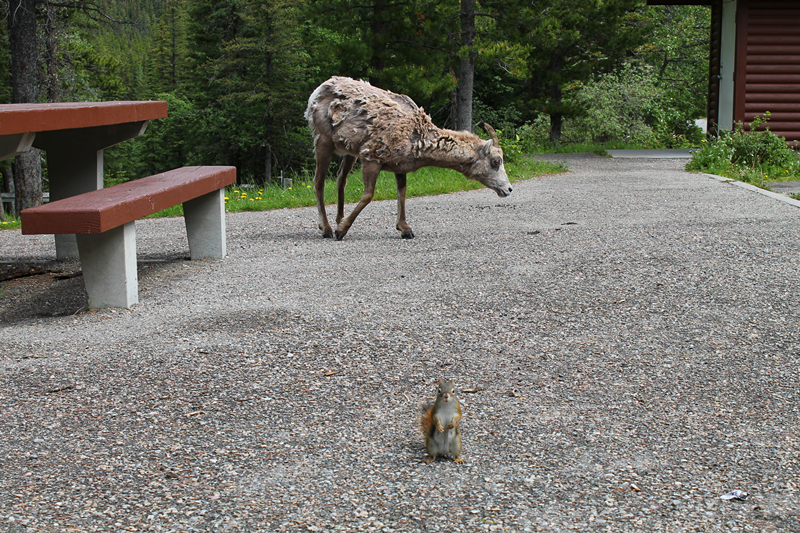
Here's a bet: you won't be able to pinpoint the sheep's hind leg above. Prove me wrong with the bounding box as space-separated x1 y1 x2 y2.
313 145 334 238
394 173 414 239
335 161 380 240
336 155 357 225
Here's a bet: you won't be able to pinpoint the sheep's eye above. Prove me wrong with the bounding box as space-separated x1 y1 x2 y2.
491 158 501 170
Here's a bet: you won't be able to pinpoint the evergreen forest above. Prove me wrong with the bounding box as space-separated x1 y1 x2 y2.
1 0 711 191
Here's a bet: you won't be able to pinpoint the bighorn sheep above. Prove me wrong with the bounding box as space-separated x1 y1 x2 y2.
305 76 512 240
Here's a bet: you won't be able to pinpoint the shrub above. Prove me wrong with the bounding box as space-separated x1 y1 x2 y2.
686 114 800 184
497 131 524 162
566 64 661 147
472 98 522 135
516 116 553 153
652 106 705 149
514 64 707 152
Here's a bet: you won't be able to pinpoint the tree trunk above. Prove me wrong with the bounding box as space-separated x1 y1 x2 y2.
7 0 43 216
548 80 564 147
2 165 13 219
13 152 43 213
547 56 564 148
369 0 387 87
549 113 563 148
45 1 60 103
264 143 272 183
170 3 178 88
456 0 476 132
1 167 12 195
447 69 458 129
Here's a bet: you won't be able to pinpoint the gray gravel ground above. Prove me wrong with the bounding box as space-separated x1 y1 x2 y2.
1 153 798 532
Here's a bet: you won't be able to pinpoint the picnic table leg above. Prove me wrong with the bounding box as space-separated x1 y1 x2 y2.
34 121 149 260
183 188 227 259
75 222 138 309
43 147 104 260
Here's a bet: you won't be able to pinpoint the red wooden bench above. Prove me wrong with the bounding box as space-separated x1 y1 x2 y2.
21 166 236 309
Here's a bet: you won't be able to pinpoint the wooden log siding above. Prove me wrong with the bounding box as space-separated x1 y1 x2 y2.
735 0 800 143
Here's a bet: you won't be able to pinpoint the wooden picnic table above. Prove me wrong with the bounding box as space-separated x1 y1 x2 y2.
1 101 236 309
0 100 168 258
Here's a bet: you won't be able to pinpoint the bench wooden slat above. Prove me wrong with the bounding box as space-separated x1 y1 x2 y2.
21 166 236 235
0 101 168 136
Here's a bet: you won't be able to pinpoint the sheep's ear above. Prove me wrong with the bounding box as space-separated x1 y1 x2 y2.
481 139 493 158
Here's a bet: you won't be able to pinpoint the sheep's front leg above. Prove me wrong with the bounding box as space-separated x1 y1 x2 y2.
336 155 357 225
394 173 414 239
335 161 380 241
313 142 334 238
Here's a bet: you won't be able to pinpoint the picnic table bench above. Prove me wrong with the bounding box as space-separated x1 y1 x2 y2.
1 101 236 309
21 166 235 308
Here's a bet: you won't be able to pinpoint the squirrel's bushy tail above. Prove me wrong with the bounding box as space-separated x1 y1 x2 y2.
419 402 434 436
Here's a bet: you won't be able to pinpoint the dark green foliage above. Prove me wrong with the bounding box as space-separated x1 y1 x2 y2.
484 0 648 145
104 92 202 184
149 0 189 94
180 0 314 184
5 0 787 193
638 5 708 122
305 0 459 115
61 33 126 99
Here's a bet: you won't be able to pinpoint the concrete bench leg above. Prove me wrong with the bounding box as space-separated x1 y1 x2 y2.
183 188 226 259
75 222 138 309
55 234 80 260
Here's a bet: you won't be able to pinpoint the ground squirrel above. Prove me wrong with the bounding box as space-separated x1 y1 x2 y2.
419 379 463 463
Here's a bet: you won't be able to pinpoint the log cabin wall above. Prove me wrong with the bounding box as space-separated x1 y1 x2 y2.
734 0 800 143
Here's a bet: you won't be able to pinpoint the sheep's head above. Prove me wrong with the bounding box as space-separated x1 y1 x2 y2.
466 124 513 198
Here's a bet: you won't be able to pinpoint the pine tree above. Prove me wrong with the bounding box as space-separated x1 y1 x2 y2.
307 0 457 115
185 0 312 183
489 0 647 146
149 0 188 93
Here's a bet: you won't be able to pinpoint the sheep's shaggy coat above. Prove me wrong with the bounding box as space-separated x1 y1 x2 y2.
307 77 484 172
305 77 512 240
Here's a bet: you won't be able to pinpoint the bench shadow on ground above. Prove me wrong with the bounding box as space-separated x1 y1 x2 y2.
0 264 88 322
0 255 189 325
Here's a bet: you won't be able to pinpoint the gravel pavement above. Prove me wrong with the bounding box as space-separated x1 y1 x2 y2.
1 153 799 532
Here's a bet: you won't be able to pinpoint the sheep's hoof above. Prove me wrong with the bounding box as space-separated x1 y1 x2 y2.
334 230 345 241
322 229 334 239
401 231 415 239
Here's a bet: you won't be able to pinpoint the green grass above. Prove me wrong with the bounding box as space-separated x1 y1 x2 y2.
525 140 661 157
0 217 19 230
0 157 567 229
221 156 566 215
